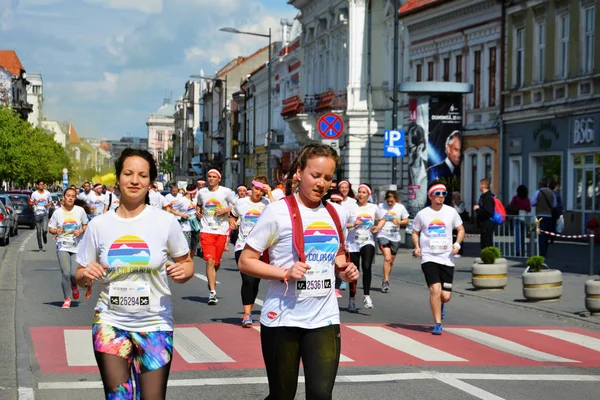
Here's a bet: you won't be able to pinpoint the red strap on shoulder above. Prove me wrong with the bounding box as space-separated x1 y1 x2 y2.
323 201 346 257
283 195 306 262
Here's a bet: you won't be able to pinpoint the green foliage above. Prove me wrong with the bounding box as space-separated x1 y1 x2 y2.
0 106 71 186
485 246 501 259
480 246 501 264
159 146 174 175
526 256 546 272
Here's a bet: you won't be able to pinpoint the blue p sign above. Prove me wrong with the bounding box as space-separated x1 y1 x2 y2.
384 130 405 157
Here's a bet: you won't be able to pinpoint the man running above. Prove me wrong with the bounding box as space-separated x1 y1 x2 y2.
412 181 464 335
85 183 105 219
77 182 91 202
30 180 53 251
148 183 169 210
196 169 235 305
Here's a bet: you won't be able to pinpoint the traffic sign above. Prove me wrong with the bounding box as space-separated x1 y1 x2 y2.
317 113 344 140
62 168 68 174
384 130 405 157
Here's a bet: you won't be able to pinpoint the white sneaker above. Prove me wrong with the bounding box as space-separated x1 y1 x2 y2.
363 295 373 309
208 291 218 305
348 297 357 313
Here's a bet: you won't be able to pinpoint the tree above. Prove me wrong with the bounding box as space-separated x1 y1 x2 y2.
159 146 174 175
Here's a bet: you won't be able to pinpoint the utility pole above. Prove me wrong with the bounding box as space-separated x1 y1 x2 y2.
391 0 400 186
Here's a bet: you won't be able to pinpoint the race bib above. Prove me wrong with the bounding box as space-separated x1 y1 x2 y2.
59 236 76 248
240 224 254 240
384 224 399 234
295 266 332 298
108 281 151 313
356 228 371 245
430 237 450 254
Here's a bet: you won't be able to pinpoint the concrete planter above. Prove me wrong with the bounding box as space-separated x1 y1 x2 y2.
472 261 508 290
585 279 600 314
522 265 563 301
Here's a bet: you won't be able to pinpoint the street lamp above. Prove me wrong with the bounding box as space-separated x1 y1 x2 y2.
219 26 273 184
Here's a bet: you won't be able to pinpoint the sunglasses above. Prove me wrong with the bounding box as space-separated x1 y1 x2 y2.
331 199 342 204
431 191 448 197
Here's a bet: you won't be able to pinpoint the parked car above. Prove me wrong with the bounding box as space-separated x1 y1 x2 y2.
7 194 35 229
0 194 19 237
0 203 10 246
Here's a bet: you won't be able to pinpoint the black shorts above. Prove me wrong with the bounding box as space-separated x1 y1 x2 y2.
421 262 454 292
378 238 401 255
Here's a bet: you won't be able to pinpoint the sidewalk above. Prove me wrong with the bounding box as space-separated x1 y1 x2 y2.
379 239 600 325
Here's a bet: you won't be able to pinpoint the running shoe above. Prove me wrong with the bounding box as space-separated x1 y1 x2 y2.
242 314 253 328
441 303 446 320
454 254 462 258
38 246 43 252
208 291 218 305
381 281 390 293
339 281 347 290
335 289 342 298
62 298 71 309
72 286 80 300
363 295 373 309
432 323 443 335
348 297 357 313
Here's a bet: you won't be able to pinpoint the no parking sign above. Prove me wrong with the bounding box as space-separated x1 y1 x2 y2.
318 113 344 140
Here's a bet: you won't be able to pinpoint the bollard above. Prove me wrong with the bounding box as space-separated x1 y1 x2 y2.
529 228 536 257
590 233 595 276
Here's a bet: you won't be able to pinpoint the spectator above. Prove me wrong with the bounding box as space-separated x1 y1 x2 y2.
508 185 532 256
531 180 557 257
549 181 563 243
473 178 495 250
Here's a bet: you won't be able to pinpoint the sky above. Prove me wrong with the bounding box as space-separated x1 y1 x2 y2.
0 0 296 140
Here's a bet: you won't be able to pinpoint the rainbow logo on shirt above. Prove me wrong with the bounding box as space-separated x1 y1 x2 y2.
304 222 339 262
357 213 374 227
62 217 78 233
244 209 262 224
427 219 446 236
205 198 221 215
107 235 151 268
38 198 47 206
384 211 397 222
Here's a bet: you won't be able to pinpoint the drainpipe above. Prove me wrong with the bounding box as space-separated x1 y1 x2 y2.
499 0 506 199
367 0 373 184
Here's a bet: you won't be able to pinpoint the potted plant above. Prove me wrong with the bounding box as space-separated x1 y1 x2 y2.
522 256 563 301
472 246 508 290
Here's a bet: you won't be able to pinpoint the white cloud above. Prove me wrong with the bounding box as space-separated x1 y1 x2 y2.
132 250 150 257
85 0 163 14
110 259 128 268
312 231 324 236
325 239 339 244
184 47 207 61
118 244 133 249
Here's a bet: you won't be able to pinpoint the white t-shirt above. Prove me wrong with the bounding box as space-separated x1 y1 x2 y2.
76 206 189 332
197 186 235 235
103 192 120 211
271 188 285 202
87 192 105 218
347 203 378 252
149 190 168 209
231 197 270 251
173 196 197 232
376 202 409 242
245 199 344 329
30 190 52 216
165 193 182 205
412 204 463 267
48 206 88 253
77 191 90 202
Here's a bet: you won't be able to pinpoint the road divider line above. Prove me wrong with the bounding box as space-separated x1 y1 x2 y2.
445 328 578 363
348 326 467 362
433 374 506 400
528 329 600 352
173 327 234 363
19 231 35 252
193 273 220 285
64 330 95 366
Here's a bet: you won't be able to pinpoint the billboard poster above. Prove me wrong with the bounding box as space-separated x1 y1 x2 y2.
427 95 463 205
406 97 429 216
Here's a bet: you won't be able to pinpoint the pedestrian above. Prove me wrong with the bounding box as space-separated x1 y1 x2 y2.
103 185 120 213
375 190 409 292
196 169 235 305
75 148 193 400
172 184 201 260
30 179 53 251
77 182 91 202
164 184 182 207
412 181 464 335
239 143 359 400
229 176 271 327
549 181 563 244
473 178 495 249
87 183 105 219
508 185 531 256
48 187 88 309
197 180 206 190
337 180 357 292
148 182 169 210
531 180 557 257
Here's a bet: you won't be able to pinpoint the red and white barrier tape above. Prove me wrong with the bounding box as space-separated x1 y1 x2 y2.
538 230 595 239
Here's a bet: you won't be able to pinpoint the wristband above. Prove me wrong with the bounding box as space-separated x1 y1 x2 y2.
453 242 461 250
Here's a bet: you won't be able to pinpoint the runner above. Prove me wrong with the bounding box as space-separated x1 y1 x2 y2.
30 180 53 251
239 143 359 400
48 187 88 309
271 176 286 201
197 180 206 190
164 184 182 205
149 183 169 210
87 183 105 219
337 180 356 291
346 183 379 312
412 181 464 335
172 184 201 259
235 185 248 199
77 181 91 202
376 190 409 292
75 148 193 399
196 169 235 305
103 185 120 213
229 177 271 327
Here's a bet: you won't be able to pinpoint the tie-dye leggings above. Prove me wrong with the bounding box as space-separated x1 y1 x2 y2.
92 324 173 399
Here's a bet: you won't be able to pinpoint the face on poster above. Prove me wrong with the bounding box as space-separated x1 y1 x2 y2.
406 97 430 216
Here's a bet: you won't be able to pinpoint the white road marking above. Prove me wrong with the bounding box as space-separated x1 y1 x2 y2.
445 328 578 363
173 327 234 363
349 326 467 362
193 273 220 285
19 231 35 252
433 374 507 400
18 387 35 400
38 372 600 390
529 329 600 352
64 329 95 366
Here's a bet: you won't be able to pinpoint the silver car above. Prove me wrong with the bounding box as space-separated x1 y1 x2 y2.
0 194 19 238
0 202 10 246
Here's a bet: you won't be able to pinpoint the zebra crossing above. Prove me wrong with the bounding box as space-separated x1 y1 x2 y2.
29 323 600 375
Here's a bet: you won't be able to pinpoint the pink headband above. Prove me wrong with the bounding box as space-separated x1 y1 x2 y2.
93 183 102 189
428 183 447 196
330 194 343 201
252 180 265 189
207 169 221 179
187 188 198 195
338 180 350 187
358 184 371 195
237 185 247 190
198 180 206 185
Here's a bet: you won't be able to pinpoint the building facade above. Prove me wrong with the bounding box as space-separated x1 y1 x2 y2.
26 73 43 128
146 100 175 170
173 81 201 181
41 120 69 148
106 137 149 161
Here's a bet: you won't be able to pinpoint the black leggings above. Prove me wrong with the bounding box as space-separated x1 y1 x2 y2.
261 324 341 400
235 250 261 306
349 244 375 297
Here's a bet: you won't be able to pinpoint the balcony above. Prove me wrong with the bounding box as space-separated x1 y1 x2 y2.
304 90 347 114
280 95 304 118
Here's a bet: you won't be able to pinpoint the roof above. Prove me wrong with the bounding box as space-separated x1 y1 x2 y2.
68 123 82 144
155 101 175 117
0 50 25 76
399 0 447 17
217 43 273 78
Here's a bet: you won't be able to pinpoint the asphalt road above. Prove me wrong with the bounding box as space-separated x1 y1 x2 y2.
3 229 600 400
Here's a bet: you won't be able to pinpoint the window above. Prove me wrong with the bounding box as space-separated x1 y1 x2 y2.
157 132 163 142
158 150 163 162
489 47 497 107
584 7 595 73
416 64 422 82
485 153 492 180
455 55 463 82
427 61 434 81
443 58 450 82
558 14 569 78
516 28 524 87
536 23 546 82
474 50 481 109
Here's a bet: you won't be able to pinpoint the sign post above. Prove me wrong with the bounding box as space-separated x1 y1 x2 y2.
62 168 69 190
384 130 405 157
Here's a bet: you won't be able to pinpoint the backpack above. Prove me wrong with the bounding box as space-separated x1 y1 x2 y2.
490 196 507 224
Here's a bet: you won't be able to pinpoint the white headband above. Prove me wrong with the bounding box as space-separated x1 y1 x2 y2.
207 169 221 179
338 180 350 188
428 184 447 196
358 184 371 195
330 194 343 201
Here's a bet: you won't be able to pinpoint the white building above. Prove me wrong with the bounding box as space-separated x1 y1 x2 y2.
26 73 43 128
146 100 175 167
173 80 202 181
41 120 68 148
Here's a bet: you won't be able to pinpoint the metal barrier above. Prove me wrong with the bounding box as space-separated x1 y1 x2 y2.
538 229 596 276
494 215 539 259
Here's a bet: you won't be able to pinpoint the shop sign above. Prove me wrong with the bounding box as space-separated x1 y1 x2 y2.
508 137 522 154
533 121 559 151
571 118 596 147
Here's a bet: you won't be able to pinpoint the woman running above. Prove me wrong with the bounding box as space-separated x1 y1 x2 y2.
172 184 201 260
376 190 409 293
337 180 357 206
346 183 379 312
229 176 271 327
239 144 359 400
48 187 88 309
75 148 194 400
